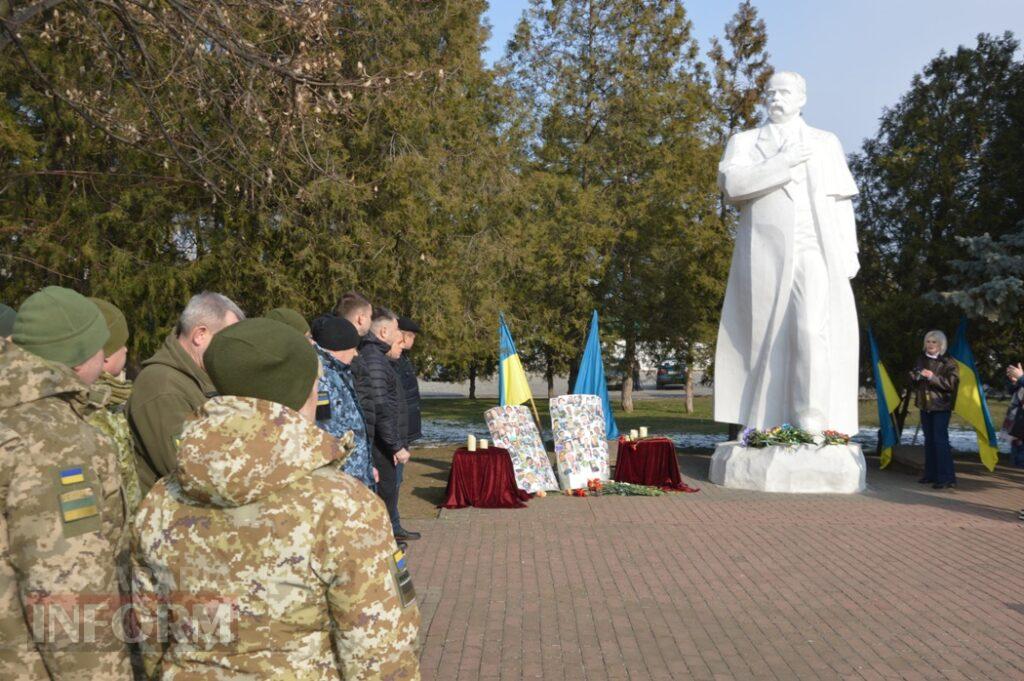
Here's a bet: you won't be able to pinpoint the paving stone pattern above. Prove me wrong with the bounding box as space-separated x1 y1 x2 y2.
406 455 1024 680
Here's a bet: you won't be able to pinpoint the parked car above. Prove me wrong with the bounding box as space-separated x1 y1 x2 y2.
655 360 687 390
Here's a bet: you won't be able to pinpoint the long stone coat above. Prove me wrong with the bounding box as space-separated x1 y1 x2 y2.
714 118 861 435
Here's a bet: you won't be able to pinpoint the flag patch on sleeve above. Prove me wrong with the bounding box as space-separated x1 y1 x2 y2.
59 488 99 522
389 549 416 608
59 467 85 485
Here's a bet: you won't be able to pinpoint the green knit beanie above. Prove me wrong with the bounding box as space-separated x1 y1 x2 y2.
204 318 318 412
0 303 15 337
264 307 310 336
88 297 129 356
13 287 109 367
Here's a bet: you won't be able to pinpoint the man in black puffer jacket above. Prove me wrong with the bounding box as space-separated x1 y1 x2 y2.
352 307 419 541
395 317 423 444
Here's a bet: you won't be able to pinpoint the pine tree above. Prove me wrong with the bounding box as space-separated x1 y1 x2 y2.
851 32 1024 381
503 0 729 412
708 1 773 143
1 1 516 378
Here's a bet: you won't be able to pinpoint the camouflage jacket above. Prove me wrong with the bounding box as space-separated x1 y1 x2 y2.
131 396 421 680
314 344 374 486
0 339 131 680
86 372 142 516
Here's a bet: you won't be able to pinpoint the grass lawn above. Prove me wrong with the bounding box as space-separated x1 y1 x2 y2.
422 395 725 434
422 394 1011 434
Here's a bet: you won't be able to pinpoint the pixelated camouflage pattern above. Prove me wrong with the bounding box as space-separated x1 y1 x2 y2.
132 395 421 680
87 372 142 517
0 338 131 680
314 344 374 486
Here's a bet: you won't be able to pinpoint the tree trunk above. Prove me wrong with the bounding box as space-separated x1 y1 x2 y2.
621 337 636 413
545 353 555 399
685 369 694 414
468 364 477 400
567 354 581 393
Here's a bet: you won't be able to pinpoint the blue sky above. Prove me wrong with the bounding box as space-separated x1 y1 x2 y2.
483 0 1024 153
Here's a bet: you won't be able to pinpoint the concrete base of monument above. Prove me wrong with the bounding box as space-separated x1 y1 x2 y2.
709 441 867 494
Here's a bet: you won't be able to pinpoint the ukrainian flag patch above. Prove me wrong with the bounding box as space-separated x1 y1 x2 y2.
389 549 416 608
316 391 332 421
59 467 85 485
60 487 99 522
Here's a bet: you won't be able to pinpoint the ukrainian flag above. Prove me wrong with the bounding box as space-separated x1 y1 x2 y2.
948 318 999 471
868 327 900 469
498 313 533 407
572 310 619 439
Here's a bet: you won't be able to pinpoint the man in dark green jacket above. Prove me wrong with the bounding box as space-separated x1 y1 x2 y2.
126 291 243 495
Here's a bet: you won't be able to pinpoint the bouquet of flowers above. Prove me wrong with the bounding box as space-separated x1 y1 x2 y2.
741 424 815 448
741 425 852 449
821 430 851 445
597 481 665 496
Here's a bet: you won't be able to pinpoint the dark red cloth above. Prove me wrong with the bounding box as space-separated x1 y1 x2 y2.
614 437 699 492
441 447 532 509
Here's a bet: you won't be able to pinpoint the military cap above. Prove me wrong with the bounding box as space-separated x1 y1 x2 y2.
13 286 109 367
205 318 318 412
88 297 129 356
264 307 310 336
398 316 421 334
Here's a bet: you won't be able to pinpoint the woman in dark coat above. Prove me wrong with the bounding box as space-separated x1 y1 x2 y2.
911 330 960 489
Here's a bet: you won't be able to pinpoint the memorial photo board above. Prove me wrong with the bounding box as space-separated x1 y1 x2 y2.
484 405 559 493
549 394 610 489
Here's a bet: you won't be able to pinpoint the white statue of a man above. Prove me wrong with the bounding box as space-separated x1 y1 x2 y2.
714 71 860 435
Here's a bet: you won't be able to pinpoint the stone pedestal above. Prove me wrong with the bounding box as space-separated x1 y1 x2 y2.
710 441 866 494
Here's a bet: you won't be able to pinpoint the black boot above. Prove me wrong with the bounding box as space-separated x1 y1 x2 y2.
394 526 421 541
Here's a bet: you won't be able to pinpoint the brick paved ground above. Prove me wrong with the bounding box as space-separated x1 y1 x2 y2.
404 454 1024 680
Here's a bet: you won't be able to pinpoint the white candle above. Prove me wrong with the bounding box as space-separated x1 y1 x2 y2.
467 434 476 451
630 429 639 440
639 426 648 438
480 439 489 450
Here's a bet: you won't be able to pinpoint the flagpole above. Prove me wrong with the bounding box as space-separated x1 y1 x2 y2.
528 395 542 429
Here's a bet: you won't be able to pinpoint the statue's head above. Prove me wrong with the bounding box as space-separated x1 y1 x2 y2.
765 71 806 125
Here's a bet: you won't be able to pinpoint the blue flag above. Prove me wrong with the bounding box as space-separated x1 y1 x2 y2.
867 326 900 469
572 310 619 439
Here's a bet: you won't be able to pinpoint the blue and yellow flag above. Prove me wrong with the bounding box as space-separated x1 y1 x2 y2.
948 318 999 471
572 310 619 439
498 313 533 407
868 327 900 469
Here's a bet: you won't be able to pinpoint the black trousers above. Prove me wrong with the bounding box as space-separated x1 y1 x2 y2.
373 449 401 531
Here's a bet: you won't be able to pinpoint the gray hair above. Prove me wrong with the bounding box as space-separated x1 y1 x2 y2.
369 306 397 333
770 71 806 97
923 330 948 355
176 291 245 336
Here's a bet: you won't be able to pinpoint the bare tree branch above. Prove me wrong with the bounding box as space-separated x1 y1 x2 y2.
0 0 67 51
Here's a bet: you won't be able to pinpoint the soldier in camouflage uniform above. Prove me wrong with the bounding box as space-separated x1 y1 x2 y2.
1 287 130 679
311 314 375 487
84 297 142 515
131 318 420 679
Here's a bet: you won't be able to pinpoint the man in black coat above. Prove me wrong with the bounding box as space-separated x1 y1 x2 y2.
395 317 423 444
351 307 419 541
